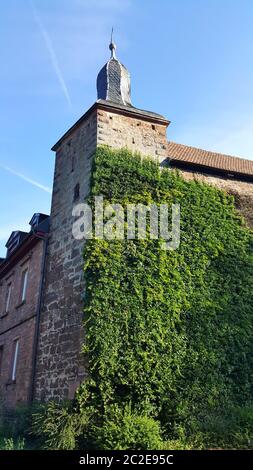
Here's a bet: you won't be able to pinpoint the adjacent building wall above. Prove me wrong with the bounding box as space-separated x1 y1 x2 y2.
0 240 44 408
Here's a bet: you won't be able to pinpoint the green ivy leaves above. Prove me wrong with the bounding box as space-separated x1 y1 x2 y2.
81 145 253 442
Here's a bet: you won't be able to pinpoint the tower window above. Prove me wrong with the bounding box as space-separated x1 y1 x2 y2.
20 269 28 303
11 339 19 382
71 155 75 172
74 183 80 201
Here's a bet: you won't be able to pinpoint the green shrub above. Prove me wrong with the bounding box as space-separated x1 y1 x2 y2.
0 402 42 449
163 406 253 449
32 400 88 450
5 403 42 439
194 406 253 449
94 404 163 450
0 437 25 450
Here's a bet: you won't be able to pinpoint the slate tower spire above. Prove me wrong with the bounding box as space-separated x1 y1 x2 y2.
96 32 132 106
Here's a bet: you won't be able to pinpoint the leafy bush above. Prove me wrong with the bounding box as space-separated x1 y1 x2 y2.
0 402 42 449
32 400 88 450
194 406 253 449
0 437 25 450
3 403 42 440
93 403 163 450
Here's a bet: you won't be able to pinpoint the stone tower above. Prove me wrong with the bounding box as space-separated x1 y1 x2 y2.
34 40 169 401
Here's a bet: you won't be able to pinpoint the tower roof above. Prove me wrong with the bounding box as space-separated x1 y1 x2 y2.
96 34 132 106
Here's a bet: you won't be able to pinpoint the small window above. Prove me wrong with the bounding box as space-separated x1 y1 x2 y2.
74 183 80 201
0 346 3 376
5 283 12 313
71 155 75 172
11 339 19 382
20 269 28 303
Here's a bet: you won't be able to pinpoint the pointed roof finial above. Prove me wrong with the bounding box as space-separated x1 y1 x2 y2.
97 28 132 106
109 27 116 59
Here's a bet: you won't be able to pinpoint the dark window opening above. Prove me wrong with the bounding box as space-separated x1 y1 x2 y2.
71 155 75 172
74 183 80 201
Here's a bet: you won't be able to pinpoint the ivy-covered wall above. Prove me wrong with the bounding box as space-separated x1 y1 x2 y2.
77 146 253 441
34 146 253 450
76 147 253 444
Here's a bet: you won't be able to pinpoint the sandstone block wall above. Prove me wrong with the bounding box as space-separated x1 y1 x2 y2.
97 108 168 162
34 110 97 401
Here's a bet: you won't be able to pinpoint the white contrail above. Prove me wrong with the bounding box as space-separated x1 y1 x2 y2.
0 164 52 194
30 0 72 109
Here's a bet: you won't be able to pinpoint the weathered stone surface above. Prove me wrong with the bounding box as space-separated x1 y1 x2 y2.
34 111 97 401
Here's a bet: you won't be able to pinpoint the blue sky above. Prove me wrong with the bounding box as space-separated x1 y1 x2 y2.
1 0 253 257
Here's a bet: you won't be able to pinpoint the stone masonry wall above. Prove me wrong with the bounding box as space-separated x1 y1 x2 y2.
34 110 97 401
97 108 168 162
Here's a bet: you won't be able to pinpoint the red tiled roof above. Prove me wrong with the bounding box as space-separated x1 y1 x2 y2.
167 141 253 177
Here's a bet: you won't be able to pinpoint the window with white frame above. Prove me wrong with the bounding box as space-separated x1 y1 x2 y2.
11 339 19 381
20 269 28 303
5 283 12 313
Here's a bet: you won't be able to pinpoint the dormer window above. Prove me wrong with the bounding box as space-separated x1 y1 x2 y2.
29 213 48 231
6 231 28 258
